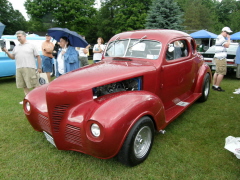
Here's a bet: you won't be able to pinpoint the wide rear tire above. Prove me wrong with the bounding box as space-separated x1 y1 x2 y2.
118 116 154 167
198 73 210 102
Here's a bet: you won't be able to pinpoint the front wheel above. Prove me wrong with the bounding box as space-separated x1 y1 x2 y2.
118 116 154 167
198 73 210 102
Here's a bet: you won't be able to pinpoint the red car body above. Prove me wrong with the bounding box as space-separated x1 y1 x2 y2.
23 29 211 166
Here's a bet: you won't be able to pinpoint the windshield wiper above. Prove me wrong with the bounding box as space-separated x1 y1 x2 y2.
106 36 120 51
128 35 147 49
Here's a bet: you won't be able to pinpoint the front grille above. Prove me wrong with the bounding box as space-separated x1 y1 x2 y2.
52 104 70 133
38 114 51 134
65 124 82 147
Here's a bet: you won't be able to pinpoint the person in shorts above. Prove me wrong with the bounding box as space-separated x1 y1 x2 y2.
2 30 42 104
212 27 232 92
41 33 54 82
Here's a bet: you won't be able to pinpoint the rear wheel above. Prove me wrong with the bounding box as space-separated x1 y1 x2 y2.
118 116 154 166
198 73 210 102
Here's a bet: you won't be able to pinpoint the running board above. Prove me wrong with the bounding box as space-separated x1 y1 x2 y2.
165 93 201 123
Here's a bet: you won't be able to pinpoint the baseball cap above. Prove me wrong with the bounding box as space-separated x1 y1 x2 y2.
222 27 232 33
45 33 50 36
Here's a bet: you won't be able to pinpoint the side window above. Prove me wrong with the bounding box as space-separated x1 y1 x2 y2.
9 41 16 51
166 40 189 61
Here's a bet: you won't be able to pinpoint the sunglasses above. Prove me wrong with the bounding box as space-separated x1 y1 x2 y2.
225 31 229 34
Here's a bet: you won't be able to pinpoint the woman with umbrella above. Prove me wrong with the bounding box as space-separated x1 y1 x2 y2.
56 36 79 77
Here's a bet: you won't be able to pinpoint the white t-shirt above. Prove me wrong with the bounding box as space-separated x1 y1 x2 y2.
78 48 88 57
57 48 67 74
214 35 227 60
93 44 105 60
12 42 39 69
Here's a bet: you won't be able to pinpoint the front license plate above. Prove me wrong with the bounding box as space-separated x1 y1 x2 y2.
211 65 216 70
43 131 56 147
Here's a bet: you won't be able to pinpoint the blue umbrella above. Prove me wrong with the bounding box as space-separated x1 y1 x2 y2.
0 22 6 38
231 32 240 40
47 27 88 47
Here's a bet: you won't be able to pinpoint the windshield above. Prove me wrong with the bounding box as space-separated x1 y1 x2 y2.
105 39 162 60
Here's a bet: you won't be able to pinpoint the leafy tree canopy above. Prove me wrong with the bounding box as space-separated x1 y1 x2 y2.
96 0 151 42
183 0 215 32
24 0 97 35
0 0 27 35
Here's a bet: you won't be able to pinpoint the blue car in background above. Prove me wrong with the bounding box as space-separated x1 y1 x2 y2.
0 34 55 78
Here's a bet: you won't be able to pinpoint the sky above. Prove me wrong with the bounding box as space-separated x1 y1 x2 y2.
8 0 101 21
8 0 29 20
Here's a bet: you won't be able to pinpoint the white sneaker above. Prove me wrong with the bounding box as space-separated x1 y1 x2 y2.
233 90 240 94
19 101 23 104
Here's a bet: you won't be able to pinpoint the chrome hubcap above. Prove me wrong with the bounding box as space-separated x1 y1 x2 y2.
134 126 152 158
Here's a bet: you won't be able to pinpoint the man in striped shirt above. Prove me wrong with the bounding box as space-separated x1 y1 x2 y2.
212 27 232 92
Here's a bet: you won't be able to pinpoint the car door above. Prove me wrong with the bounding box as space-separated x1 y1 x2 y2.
160 39 196 109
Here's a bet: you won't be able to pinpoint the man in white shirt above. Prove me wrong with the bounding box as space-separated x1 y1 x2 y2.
212 27 232 92
2 30 42 103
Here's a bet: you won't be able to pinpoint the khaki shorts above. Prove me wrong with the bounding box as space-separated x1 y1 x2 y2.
214 58 227 75
16 67 39 88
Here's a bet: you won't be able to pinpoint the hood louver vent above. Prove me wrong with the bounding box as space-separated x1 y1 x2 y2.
52 104 70 133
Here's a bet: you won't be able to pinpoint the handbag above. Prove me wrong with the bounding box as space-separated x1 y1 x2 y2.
38 72 49 85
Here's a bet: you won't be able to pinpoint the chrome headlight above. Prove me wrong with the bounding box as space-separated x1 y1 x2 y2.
26 101 31 112
91 123 100 137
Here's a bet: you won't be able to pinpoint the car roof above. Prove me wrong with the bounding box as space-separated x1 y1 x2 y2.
109 29 191 43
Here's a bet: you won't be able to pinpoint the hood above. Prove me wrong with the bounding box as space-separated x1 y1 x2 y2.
48 60 156 92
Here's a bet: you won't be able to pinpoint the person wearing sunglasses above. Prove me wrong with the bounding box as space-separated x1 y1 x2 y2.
212 27 232 92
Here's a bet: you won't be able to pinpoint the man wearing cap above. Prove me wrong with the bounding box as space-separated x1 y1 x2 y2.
41 33 55 82
212 27 232 92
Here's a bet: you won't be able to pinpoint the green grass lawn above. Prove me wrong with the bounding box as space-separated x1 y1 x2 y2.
1 71 240 179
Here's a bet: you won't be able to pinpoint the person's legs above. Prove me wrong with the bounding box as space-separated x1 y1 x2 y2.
80 56 89 67
215 74 224 86
23 87 30 95
42 56 53 82
46 72 51 82
213 72 217 86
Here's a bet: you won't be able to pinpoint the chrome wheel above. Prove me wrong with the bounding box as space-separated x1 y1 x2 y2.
134 126 152 158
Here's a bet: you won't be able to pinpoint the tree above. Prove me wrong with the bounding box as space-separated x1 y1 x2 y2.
182 0 215 32
113 0 152 33
216 0 239 25
0 0 27 34
229 9 240 33
96 0 151 42
24 0 97 35
145 0 183 30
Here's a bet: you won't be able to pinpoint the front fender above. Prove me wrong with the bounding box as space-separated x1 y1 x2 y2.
83 90 165 159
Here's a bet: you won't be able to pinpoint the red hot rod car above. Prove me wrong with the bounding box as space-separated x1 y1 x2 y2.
23 29 211 166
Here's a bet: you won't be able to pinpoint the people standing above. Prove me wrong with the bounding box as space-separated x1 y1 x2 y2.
76 44 91 67
212 27 232 92
2 30 42 104
41 33 54 82
56 36 79 77
93 37 105 63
